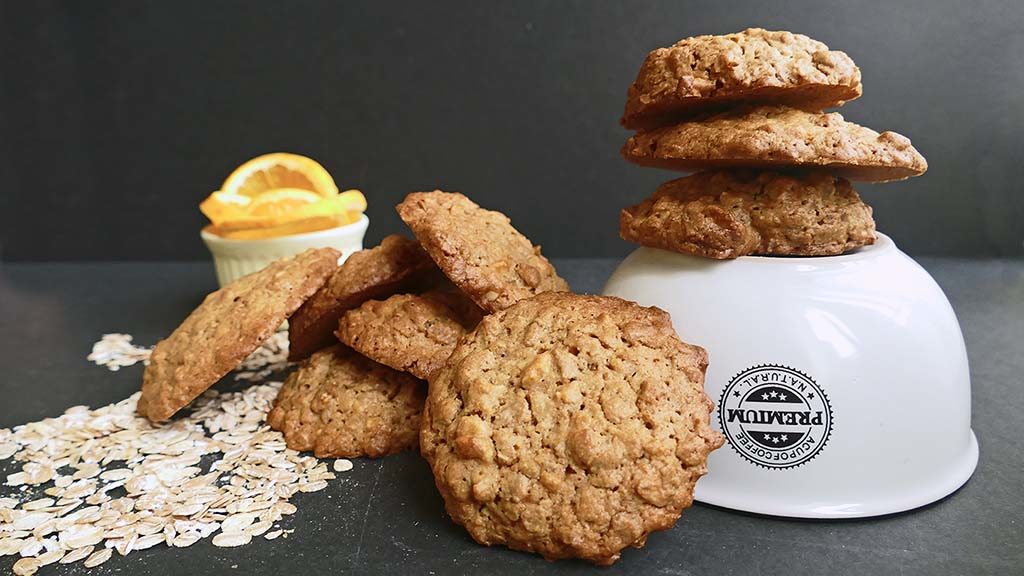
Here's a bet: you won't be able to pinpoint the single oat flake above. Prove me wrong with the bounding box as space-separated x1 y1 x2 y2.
0 333 352 574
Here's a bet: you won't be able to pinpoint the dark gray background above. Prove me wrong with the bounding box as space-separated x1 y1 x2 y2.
2 0 1022 261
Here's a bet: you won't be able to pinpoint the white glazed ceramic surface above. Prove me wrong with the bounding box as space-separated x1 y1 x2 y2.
201 215 368 286
603 233 977 518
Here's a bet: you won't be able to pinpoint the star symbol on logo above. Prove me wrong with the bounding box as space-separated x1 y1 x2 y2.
778 393 787 401
733 391 741 397
769 390 778 398
780 434 788 442
764 433 772 441
771 436 780 444
761 393 770 400
807 393 815 400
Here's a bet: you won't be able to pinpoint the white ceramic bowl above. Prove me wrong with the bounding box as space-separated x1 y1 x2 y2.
603 233 977 518
201 215 368 287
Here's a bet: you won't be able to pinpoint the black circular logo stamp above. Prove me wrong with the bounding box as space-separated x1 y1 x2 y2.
718 364 833 469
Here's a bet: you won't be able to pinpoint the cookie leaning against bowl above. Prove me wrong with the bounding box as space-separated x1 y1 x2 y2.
335 290 484 380
621 170 876 259
397 191 569 313
622 105 927 182
622 28 862 130
137 247 340 422
420 293 723 565
267 345 425 458
288 234 439 361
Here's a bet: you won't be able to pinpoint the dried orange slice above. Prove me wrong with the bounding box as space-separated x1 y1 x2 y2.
213 214 359 240
211 190 367 233
246 188 323 219
199 192 251 225
221 153 339 198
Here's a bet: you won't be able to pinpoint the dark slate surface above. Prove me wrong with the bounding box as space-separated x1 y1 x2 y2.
0 258 1021 575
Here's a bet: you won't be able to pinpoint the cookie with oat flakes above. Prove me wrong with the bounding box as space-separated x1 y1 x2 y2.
420 292 723 565
335 289 483 380
288 234 439 361
396 191 569 313
621 105 927 182
138 248 340 422
267 345 425 458
621 170 876 258
621 28 861 130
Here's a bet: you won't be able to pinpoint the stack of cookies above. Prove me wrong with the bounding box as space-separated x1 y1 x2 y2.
618 28 927 259
137 191 723 564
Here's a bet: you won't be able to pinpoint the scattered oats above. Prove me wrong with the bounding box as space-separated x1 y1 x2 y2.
299 480 328 493
212 532 252 548
12 557 39 576
0 538 24 556
13 512 50 532
36 547 64 566
83 547 112 568
87 334 151 370
246 520 272 538
60 524 105 549
20 499 53 512
0 332 339 572
99 468 133 482
59 545 94 564
19 538 44 557
133 533 165 551
172 532 200 548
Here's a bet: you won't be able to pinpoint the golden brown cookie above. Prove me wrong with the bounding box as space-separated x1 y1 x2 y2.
420 293 723 565
621 170 876 259
138 248 340 422
288 235 439 361
621 28 861 130
621 105 927 182
335 290 484 380
267 345 425 458
396 191 570 313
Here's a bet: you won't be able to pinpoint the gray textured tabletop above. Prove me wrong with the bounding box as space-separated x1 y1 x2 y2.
0 258 1022 575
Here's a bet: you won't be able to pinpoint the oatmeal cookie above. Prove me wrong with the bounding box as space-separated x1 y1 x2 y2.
335 290 483 380
622 28 861 129
420 293 723 565
267 345 425 458
288 235 438 361
138 248 340 421
396 191 569 313
621 105 927 181
621 170 876 258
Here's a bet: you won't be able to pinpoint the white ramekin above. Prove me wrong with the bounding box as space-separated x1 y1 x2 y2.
200 215 369 286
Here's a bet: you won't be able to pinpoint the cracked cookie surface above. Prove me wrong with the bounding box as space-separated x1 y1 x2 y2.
622 105 927 182
622 28 861 129
138 247 340 422
335 290 484 380
621 170 876 258
267 345 425 458
420 293 723 565
288 234 438 361
397 191 569 313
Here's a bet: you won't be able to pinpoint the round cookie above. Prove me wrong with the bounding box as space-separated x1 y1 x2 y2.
335 290 483 380
420 293 723 565
621 28 862 130
138 247 340 422
621 170 876 259
289 234 439 361
621 105 927 182
397 191 570 313
267 345 425 458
